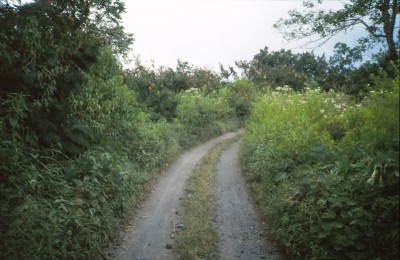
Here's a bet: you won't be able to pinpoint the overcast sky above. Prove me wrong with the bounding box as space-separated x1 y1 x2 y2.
121 0 363 70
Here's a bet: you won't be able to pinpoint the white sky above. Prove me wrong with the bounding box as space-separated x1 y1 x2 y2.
121 0 363 70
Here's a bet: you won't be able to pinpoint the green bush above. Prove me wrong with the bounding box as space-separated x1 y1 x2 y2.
176 88 238 146
125 59 222 121
241 70 399 259
223 79 256 121
132 120 181 170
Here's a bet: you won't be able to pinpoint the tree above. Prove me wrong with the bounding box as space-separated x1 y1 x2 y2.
274 0 399 61
0 0 133 153
236 47 328 90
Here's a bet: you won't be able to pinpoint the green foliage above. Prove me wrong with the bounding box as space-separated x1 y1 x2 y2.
237 44 397 98
132 120 181 171
176 88 238 146
223 79 256 120
1 48 132 258
0 0 132 152
236 47 328 91
326 48 399 96
274 0 399 61
241 70 399 258
1 152 134 259
125 59 222 121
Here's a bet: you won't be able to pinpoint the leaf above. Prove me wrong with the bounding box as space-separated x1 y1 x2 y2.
331 200 344 208
340 211 351 218
274 172 287 183
321 222 333 231
63 165 78 180
8 116 18 129
318 230 330 238
74 198 84 206
99 196 106 203
310 143 325 152
317 198 327 206
331 222 344 229
349 218 368 227
59 204 68 212
48 209 57 220
321 210 336 219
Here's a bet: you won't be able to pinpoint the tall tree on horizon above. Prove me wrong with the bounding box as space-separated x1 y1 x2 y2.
274 0 399 62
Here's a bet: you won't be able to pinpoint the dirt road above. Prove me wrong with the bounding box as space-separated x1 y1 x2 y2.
214 142 279 260
115 131 241 260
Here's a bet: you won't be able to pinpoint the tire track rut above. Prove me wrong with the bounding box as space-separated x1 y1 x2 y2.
214 142 279 260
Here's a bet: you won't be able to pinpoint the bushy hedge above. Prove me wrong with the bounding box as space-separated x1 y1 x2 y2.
241 68 399 259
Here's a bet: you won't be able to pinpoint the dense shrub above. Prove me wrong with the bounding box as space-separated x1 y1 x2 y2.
222 79 255 121
176 88 239 146
125 59 222 121
0 0 132 256
241 68 399 259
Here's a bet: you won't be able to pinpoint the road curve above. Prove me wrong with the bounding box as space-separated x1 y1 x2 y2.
115 131 242 260
214 142 280 260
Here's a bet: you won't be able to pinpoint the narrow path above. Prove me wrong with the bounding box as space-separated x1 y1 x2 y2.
214 142 279 260
115 131 241 260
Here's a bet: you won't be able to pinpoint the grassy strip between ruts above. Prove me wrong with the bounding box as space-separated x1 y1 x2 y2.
174 135 241 260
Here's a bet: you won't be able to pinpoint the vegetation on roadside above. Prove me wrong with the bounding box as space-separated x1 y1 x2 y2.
240 66 399 259
174 136 241 260
239 2 399 258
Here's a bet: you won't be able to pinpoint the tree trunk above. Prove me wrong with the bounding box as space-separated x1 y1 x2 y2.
381 0 399 61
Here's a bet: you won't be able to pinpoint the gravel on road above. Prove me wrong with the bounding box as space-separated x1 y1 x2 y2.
214 142 280 260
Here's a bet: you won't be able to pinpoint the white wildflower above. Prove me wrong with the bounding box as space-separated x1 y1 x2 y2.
379 174 384 187
367 167 379 185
